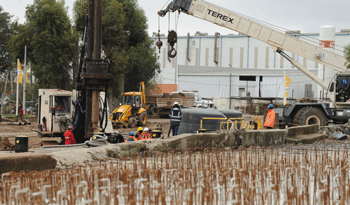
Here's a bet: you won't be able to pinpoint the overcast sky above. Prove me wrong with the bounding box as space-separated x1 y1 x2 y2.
2 0 350 36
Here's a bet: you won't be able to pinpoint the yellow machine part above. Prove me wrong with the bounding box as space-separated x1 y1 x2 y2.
109 105 147 124
137 108 146 115
110 105 132 123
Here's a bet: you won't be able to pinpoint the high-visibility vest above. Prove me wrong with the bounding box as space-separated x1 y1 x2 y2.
125 136 138 143
264 109 275 128
140 133 152 140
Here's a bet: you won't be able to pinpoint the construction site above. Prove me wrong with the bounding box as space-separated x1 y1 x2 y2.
1 0 350 204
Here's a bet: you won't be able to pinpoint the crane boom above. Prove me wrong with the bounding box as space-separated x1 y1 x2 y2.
159 0 347 72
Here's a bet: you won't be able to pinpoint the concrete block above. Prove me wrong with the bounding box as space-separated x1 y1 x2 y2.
287 125 319 139
241 130 286 147
151 132 236 152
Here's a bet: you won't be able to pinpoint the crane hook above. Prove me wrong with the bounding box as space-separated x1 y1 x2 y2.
168 30 177 58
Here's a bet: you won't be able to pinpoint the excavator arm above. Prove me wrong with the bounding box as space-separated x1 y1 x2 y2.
159 0 347 91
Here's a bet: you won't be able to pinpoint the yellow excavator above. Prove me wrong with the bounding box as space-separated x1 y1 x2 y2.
110 82 148 128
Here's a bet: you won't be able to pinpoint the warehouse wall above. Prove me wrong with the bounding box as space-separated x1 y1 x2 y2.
177 66 319 99
151 33 350 87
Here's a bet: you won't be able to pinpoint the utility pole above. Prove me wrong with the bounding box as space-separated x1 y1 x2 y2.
23 46 27 115
16 59 19 116
10 71 13 97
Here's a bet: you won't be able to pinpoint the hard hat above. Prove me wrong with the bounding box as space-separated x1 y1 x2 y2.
129 131 135 136
68 125 74 130
268 104 274 109
138 127 143 132
174 102 179 105
144 127 149 132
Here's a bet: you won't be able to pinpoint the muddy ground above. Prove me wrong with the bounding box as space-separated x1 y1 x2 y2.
0 116 171 149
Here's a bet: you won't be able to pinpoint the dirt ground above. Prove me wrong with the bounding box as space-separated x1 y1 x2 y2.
0 114 260 150
0 116 171 149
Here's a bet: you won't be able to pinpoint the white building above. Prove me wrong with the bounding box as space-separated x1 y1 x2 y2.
150 30 350 105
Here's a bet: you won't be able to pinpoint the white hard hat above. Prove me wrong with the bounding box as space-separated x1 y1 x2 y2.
174 102 179 105
144 127 149 131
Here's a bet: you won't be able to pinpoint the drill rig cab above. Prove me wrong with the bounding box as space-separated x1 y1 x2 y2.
37 89 75 137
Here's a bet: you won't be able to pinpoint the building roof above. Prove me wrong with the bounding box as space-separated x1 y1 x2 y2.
149 84 177 94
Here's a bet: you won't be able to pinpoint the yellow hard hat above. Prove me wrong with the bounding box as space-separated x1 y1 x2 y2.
138 127 143 131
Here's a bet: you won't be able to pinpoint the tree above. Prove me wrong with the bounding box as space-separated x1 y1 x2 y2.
0 6 14 73
345 45 350 69
74 0 160 97
9 0 78 90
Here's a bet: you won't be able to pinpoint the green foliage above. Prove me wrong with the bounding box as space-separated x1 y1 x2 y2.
74 0 160 97
9 0 78 90
0 6 14 73
345 45 350 69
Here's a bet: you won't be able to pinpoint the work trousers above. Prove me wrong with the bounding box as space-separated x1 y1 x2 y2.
171 124 180 136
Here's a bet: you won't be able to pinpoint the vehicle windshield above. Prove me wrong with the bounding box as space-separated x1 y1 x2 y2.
122 95 134 105
54 96 71 113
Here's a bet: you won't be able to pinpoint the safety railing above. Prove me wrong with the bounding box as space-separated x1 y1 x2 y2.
200 117 250 131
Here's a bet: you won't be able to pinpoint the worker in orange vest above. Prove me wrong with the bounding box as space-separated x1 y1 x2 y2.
264 104 275 129
125 131 138 142
140 127 152 140
135 127 143 140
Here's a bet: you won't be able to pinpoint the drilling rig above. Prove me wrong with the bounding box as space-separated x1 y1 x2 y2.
74 0 112 142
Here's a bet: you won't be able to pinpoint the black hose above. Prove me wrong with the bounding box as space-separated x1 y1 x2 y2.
98 84 109 132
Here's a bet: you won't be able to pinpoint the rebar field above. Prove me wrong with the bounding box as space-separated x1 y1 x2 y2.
1 145 350 204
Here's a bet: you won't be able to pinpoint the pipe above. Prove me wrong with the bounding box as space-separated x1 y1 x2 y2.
186 33 191 62
214 33 219 64
229 74 232 110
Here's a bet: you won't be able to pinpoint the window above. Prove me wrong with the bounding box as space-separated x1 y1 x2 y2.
54 96 71 113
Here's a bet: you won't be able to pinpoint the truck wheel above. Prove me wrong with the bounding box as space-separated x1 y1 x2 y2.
137 112 147 126
293 107 328 126
128 117 136 128
150 107 159 115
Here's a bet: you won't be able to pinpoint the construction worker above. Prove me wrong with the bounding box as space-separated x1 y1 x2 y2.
264 104 276 129
135 127 143 140
125 131 138 142
64 125 76 145
169 102 182 136
17 105 24 122
140 127 152 140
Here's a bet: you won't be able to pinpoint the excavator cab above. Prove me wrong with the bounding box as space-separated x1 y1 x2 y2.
122 95 142 107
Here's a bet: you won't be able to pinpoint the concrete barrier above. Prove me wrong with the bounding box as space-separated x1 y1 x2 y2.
286 124 319 138
240 130 286 147
0 153 56 174
285 125 327 144
151 132 237 152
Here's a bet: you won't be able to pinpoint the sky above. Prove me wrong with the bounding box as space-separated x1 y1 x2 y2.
2 0 350 36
